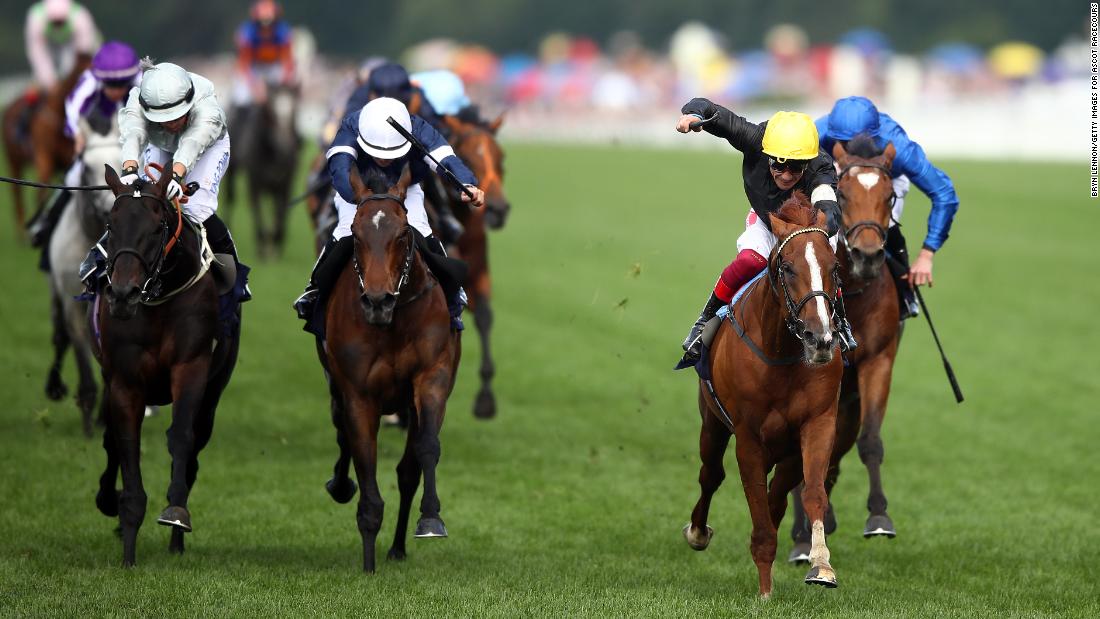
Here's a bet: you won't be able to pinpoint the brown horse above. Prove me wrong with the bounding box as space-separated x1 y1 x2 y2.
1 54 89 235
682 193 845 597
441 113 508 418
93 164 241 566
321 164 461 572
788 138 902 561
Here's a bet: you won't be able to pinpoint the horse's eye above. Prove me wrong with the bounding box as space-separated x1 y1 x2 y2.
782 262 794 274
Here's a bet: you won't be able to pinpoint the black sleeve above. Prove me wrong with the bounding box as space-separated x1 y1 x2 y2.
681 97 765 155
806 153 841 235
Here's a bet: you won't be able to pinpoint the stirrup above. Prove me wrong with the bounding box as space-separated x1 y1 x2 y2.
293 288 318 320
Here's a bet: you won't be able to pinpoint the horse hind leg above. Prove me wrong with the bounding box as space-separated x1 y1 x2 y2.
387 406 422 561
683 387 730 551
45 291 70 401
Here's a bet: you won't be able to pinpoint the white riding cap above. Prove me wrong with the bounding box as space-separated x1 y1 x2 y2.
138 63 196 123
357 97 412 159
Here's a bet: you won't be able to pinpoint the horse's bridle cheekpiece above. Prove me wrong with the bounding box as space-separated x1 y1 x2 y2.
770 227 852 349
837 162 896 251
106 179 182 303
351 194 433 308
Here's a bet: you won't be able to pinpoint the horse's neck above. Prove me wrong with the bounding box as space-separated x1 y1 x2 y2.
742 274 795 358
160 226 202 287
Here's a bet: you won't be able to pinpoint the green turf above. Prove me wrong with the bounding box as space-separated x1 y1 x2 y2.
0 143 1097 617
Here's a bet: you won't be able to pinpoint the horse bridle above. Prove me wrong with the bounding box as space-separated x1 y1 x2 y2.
351 194 426 306
769 227 845 340
105 179 183 303
837 162 895 251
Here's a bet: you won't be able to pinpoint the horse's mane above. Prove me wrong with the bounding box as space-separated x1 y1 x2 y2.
845 133 883 159
774 191 818 227
363 167 390 196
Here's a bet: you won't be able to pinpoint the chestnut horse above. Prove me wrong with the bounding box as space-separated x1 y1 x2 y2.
321 165 461 572
682 193 845 597
1 54 89 235
788 137 902 561
441 113 508 418
93 164 240 566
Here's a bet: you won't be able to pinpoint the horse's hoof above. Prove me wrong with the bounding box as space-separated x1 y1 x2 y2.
787 542 812 565
682 523 713 551
386 547 406 561
414 517 448 538
96 488 120 517
156 506 192 532
45 376 68 401
804 565 838 588
325 477 357 504
473 389 496 419
863 514 896 538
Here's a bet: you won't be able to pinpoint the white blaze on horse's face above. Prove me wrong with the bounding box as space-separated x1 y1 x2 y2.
371 210 385 229
856 171 880 191
804 241 833 343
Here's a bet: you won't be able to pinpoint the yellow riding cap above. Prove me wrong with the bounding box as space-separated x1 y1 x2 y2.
761 111 819 162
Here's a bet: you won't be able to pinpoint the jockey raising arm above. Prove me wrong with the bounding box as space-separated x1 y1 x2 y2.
674 97 846 366
816 96 959 302
24 0 99 90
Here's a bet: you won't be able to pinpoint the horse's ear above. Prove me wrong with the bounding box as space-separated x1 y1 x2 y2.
104 164 125 196
831 140 848 165
488 112 505 135
156 161 173 193
768 213 793 239
881 142 896 168
349 167 368 200
812 207 829 230
443 114 463 134
392 162 413 199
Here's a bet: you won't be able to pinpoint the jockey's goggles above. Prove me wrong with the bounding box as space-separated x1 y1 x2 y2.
769 158 808 174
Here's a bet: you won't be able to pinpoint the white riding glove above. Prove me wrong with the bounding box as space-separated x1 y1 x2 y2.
119 165 139 186
166 174 184 201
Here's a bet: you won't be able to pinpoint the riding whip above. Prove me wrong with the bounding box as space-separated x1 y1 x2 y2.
0 175 110 191
914 287 964 403
386 116 475 200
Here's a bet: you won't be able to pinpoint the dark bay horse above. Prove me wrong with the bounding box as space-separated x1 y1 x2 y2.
789 138 902 562
682 194 845 597
441 113 508 419
225 84 301 258
1 55 90 235
93 164 240 566
321 165 461 572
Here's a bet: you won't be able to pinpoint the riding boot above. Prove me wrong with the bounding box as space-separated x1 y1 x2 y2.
79 231 109 294
28 189 71 249
680 292 725 365
424 234 466 329
203 214 250 302
885 226 919 320
294 236 353 321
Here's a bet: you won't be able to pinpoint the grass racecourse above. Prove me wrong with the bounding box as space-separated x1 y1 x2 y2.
0 143 1098 617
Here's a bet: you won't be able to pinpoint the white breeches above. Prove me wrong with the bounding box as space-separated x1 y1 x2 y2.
890 174 910 226
139 135 231 223
736 209 839 257
333 182 431 241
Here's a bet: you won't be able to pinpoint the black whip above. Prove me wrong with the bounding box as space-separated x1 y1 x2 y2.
688 112 719 130
0 175 109 191
914 287 964 404
386 116 475 200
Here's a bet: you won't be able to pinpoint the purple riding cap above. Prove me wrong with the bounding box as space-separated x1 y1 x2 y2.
92 41 140 82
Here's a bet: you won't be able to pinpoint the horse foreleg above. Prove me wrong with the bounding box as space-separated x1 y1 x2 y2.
471 288 496 419
325 376 357 504
387 407 422 561
72 337 97 438
343 394 384 572
249 181 268 258
800 410 840 588
857 354 897 538
735 435 778 598
159 357 211 550
412 368 451 539
109 381 147 567
273 188 291 258
45 291 70 402
684 386 730 551
96 392 120 518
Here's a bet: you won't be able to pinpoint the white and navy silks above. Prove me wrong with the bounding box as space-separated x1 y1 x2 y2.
325 111 478 240
118 72 231 225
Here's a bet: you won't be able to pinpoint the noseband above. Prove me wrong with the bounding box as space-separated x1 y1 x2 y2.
837 162 895 250
770 227 845 340
105 179 184 303
351 194 429 306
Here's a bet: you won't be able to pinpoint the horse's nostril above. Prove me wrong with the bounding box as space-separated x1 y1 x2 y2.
802 329 816 343
872 248 885 261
